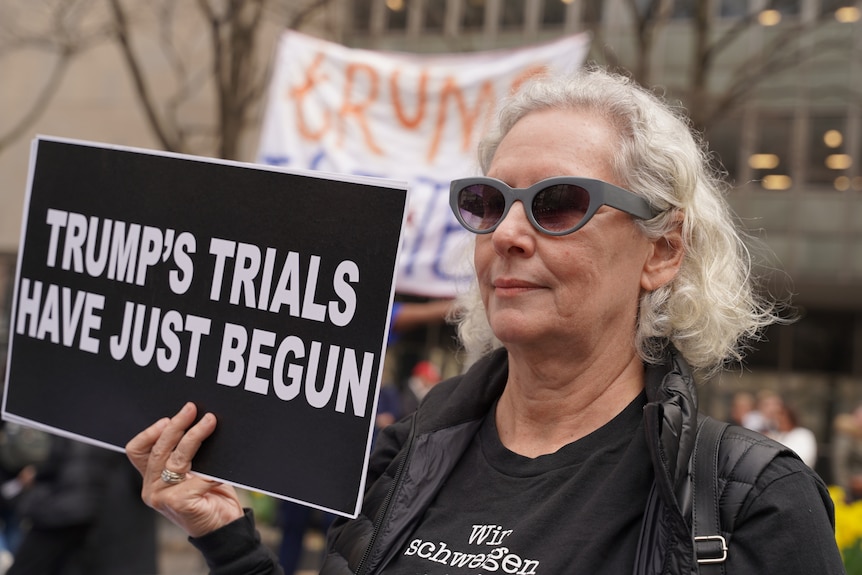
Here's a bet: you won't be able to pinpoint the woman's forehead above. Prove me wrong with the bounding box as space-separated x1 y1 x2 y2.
489 110 619 185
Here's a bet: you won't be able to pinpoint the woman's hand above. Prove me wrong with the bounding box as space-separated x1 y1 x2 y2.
126 402 245 538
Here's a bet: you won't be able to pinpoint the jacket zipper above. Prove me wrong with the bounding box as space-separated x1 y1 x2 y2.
355 416 418 575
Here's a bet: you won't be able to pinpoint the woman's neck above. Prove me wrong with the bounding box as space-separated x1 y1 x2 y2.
494 348 645 458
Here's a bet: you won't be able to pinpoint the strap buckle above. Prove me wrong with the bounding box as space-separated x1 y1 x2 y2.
694 535 728 564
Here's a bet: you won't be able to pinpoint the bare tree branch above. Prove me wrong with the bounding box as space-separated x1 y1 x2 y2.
0 0 112 153
622 0 673 84
697 8 855 130
0 51 70 153
1 0 338 161
703 32 853 129
108 0 181 151
287 0 332 30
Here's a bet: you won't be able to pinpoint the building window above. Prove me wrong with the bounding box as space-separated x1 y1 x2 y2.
821 0 861 20
769 0 801 17
719 0 749 19
743 323 782 370
386 0 408 30
745 311 857 375
809 114 851 189
424 0 446 31
751 0 800 26
671 0 697 19
751 111 794 191
502 0 526 28
353 0 372 31
791 311 856 374
463 0 486 29
580 0 603 24
705 117 741 186
542 0 566 26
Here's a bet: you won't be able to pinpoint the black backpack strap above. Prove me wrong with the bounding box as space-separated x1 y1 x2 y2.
692 417 729 574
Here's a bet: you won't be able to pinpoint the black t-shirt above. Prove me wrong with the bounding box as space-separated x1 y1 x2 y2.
382 391 653 575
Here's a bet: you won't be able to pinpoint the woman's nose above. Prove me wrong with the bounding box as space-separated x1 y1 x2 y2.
491 201 537 255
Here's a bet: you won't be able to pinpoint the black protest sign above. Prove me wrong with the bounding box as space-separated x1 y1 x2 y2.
3 136 407 517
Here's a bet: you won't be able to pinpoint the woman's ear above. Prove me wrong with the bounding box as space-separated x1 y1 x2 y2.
641 215 684 292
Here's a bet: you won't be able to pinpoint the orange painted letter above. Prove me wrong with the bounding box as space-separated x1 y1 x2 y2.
390 68 428 130
427 77 496 164
290 53 331 141
338 63 383 155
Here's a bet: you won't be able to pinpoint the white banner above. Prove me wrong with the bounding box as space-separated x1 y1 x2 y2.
257 31 591 297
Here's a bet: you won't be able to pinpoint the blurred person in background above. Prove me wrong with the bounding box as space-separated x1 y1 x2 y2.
832 403 862 502
7 435 156 575
760 394 818 468
399 360 441 416
0 422 46 572
729 390 770 433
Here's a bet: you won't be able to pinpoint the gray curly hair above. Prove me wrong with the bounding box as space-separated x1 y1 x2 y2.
453 66 783 375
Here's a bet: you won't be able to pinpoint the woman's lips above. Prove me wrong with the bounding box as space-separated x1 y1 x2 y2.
492 278 543 294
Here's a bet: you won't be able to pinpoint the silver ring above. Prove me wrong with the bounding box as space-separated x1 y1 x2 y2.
161 468 186 484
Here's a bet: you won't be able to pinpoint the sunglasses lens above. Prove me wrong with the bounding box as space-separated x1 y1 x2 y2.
457 184 506 231
533 184 590 232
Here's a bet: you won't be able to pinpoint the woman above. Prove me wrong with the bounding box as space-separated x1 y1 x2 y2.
760 395 818 468
126 67 843 574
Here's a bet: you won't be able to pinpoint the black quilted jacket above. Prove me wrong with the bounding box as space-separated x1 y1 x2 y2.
319 347 840 575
